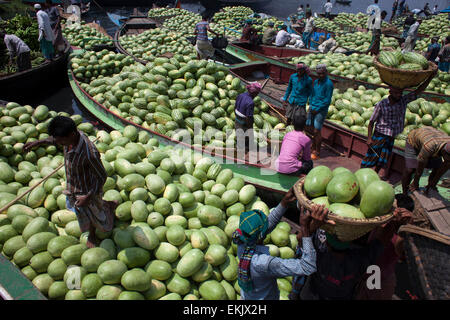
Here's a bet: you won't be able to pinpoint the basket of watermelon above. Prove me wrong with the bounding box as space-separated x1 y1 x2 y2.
293 166 395 242
374 51 437 89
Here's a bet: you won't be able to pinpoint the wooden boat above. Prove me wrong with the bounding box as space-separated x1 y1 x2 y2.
227 60 447 185
224 44 450 104
68 49 370 195
0 43 71 104
336 0 352 5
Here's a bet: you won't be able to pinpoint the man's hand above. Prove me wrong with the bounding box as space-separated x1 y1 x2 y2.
366 136 374 146
75 193 92 207
23 141 41 153
310 109 318 116
281 187 296 208
309 204 335 233
392 207 413 227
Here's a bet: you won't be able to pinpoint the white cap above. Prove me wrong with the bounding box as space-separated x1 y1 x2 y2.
34 4 41 9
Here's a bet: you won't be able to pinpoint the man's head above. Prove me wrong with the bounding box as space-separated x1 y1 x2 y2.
374 0 379 4
300 4 304 8
280 25 287 31
306 4 310 7
201 13 208 21
232 210 268 246
34 3 41 12
395 194 415 212
48 116 79 146
246 82 262 98
267 21 274 28
296 62 308 76
431 36 439 43
45 0 52 7
381 10 387 19
245 19 253 25
388 86 403 102
325 232 351 251
293 113 306 132
316 64 328 80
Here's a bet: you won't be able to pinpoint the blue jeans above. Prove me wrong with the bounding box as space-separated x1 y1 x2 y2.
306 109 328 130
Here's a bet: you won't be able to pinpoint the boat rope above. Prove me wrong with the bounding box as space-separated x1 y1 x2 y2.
223 26 242 35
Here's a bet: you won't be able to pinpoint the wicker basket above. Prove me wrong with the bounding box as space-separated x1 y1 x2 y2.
373 57 437 89
398 225 450 300
293 177 394 242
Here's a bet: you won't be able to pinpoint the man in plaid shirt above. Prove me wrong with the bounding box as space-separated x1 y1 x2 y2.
361 73 436 179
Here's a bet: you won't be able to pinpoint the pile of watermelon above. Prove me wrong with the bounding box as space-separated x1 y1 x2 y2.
335 31 399 52
378 51 430 71
326 86 450 148
119 28 196 61
304 166 395 219
0 102 298 300
71 50 285 150
62 23 113 50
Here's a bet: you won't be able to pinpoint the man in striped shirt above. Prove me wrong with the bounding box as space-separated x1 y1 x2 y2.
24 116 117 248
361 73 435 179
402 127 450 195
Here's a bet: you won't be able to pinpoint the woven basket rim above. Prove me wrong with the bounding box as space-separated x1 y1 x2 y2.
294 177 394 226
373 57 438 75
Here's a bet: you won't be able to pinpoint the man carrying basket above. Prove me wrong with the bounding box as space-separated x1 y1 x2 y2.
360 72 436 180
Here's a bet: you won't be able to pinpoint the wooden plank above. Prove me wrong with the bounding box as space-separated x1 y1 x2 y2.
422 209 450 236
413 190 450 212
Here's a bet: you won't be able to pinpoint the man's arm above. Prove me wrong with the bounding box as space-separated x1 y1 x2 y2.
207 26 219 37
282 75 293 103
366 120 375 145
265 188 296 233
4 37 15 60
23 137 55 152
414 69 437 95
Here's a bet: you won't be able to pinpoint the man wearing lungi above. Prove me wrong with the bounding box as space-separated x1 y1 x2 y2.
24 116 117 248
402 127 450 195
361 73 436 179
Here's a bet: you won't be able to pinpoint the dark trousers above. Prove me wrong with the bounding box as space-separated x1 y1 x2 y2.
17 51 32 72
287 160 313 176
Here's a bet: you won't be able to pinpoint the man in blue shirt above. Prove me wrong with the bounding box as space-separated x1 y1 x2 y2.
282 63 313 125
233 187 334 300
425 37 441 64
306 64 334 160
194 14 219 60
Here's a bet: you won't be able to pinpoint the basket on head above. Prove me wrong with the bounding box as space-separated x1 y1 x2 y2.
373 57 437 89
398 225 450 300
293 177 394 242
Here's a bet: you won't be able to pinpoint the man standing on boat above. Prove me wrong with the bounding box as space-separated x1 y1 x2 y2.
302 11 315 49
45 0 65 56
0 30 32 72
324 0 333 19
282 63 312 125
306 64 334 160
367 10 387 56
35 3 55 62
235 82 262 153
297 5 305 20
402 127 450 195
402 18 421 53
194 14 219 60
390 0 399 22
23 116 118 248
360 73 435 179
262 22 277 45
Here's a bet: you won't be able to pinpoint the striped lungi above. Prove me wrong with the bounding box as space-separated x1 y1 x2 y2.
361 132 395 169
66 194 115 233
40 38 54 60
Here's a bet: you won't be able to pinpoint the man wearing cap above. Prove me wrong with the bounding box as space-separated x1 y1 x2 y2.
306 64 334 160
233 188 333 300
234 82 262 152
282 63 312 125
35 3 55 61
262 21 277 45
425 37 441 64
402 127 450 195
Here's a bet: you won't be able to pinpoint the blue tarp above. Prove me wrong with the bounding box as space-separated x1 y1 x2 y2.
440 6 450 13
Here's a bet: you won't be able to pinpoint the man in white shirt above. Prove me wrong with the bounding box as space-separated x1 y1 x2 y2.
324 0 333 19
35 3 55 61
403 18 421 52
275 25 291 47
302 12 314 49
0 30 31 71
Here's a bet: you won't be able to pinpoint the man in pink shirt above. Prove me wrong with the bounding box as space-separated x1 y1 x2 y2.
276 115 313 175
